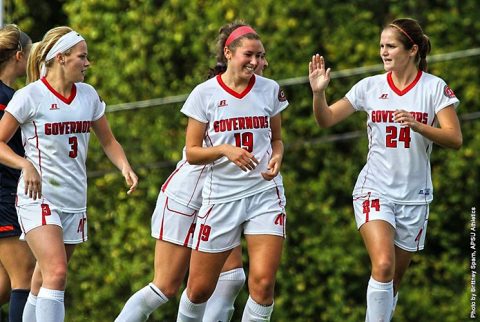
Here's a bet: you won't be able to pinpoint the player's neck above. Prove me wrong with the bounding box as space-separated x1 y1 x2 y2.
390 65 419 90
0 67 17 87
221 71 251 93
45 74 74 98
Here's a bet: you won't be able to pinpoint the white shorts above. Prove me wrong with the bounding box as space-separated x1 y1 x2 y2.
17 201 88 244
353 192 429 252
151 191 197 247
193 186 287 253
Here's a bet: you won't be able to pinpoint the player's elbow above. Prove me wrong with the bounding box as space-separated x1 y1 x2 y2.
451 135 463 150
314 117 333 128
185 147 201 165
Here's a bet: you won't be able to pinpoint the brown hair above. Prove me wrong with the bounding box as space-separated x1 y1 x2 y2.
387 18 431 72
26 26 74 83
208 21 260 79
0 24 31 71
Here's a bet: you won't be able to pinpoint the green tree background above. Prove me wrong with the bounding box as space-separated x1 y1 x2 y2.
3 0 479 321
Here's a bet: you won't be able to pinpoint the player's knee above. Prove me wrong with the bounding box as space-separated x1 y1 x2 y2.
372 258 395 281
186 283 216 303
156 283 181 299
42 264 68 289
248 275 275 303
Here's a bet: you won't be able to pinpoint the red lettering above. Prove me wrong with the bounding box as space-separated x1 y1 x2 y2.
45 123 51 135
238 117 245 130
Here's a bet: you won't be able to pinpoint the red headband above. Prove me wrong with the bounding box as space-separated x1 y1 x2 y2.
390 24 415 45
225 26 257 46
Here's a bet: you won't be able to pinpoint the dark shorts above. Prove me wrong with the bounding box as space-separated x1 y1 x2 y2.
0 202 22 238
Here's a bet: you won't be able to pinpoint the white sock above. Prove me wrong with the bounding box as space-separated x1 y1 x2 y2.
365 277 393 322
176 289 207 322
241 295 274 322
22 293 37 322
389 292 399 321
36 287 64 322
115 283 169 322
203 267 245 322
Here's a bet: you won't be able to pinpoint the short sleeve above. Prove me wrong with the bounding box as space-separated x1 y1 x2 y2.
433 79 460 114
345 78 367 112
181 85 208 123
93 91 106 121
271 83 289 116
5 88 35 124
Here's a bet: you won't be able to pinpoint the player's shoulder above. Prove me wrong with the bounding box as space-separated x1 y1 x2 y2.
13 80 45 100
254 74 280 88
419 71 446 85
75 82 98 95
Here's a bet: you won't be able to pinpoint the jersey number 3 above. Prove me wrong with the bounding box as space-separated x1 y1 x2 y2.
386 126 411 148
69 136 78 158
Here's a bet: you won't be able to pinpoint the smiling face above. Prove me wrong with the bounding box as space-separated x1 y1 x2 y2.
225 37 265 81
380 28 417 72
62 40 89 83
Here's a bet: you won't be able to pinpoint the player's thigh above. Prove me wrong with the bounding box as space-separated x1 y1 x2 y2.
222 245 243 272
245 235 283 279
0 237 34 287
187 249 232 300
152 239 191 292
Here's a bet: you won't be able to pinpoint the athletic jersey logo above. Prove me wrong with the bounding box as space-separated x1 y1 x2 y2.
218 99 228 107
278 89 287 102
379 93 389 99
443 85 456 98
50 103 59 110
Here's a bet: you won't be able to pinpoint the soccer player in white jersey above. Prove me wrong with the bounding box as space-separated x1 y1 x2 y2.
0 26 138 322
176 22 288 322
115 21 277 322
308 18 462 321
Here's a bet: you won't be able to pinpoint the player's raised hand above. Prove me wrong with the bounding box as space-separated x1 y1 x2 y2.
261 155 282 180
223 144 259 172
122 166 138 195
22 161 41 200
309 54 331 94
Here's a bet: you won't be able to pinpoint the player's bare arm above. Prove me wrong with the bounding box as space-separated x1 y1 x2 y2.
393 105 462 149
185 117 259 171
92 115 138 194
262 114 283 180
0 112 42 199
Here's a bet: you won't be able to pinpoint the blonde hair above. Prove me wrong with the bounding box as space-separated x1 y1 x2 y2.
0 24 31 71
26 26 74 83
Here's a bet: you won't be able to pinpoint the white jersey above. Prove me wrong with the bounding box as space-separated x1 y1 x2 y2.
161 148 207 210
181 74 288 204
346 71 459 204
6 78 105 212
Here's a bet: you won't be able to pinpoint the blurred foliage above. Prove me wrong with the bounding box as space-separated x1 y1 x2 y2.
3 0 479 321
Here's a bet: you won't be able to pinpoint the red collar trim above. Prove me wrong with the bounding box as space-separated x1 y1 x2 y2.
0 104 6 111
41 77 77 104
216 74 255 99
387 70 422 96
